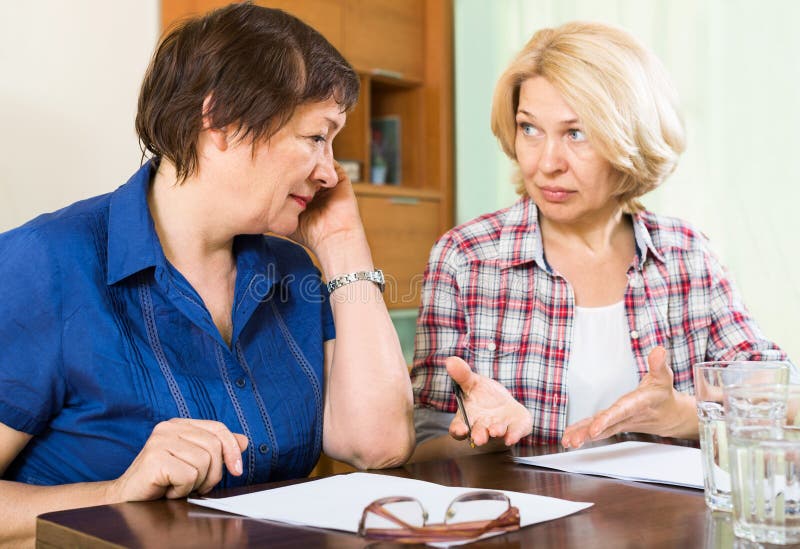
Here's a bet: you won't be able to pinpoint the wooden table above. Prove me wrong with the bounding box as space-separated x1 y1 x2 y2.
37 439 728 548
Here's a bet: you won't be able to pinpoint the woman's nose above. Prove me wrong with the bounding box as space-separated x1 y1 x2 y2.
313 148 338 188
539 138 567 174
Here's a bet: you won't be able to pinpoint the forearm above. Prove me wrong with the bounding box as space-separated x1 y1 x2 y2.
0 479 118 546
317 232 414 469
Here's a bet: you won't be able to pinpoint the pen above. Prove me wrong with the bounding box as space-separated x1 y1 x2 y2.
452 379 475 448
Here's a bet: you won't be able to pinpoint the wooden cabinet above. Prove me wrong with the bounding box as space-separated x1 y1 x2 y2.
357 190 440 305
162 1 343 48
259 0 346 50
342 0 425 81
162 0 454 310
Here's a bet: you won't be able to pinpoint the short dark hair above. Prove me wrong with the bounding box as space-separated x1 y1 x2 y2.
136 2 360 181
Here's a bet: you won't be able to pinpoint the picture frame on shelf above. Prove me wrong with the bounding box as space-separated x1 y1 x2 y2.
337 159 361 183
370 116 401 185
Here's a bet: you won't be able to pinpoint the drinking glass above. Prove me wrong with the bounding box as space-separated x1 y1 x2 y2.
704 509 735 549
693 361 790 511
724 384 800 544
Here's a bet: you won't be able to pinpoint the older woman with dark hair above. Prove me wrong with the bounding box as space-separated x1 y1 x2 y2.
0 4 413 543
411 21 789 460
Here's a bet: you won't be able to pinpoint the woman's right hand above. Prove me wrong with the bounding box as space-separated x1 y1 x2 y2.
447 357 533 446
109 418 248 502
292 162 364 256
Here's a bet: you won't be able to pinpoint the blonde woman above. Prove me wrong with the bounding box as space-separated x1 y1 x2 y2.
412 21 788 459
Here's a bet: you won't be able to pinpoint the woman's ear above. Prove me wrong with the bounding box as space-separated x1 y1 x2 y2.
201 94 229 152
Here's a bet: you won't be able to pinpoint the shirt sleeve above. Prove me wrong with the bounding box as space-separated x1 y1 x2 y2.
413 407 454 444
411 233 469 415
701 238 793 369
0 226 66 434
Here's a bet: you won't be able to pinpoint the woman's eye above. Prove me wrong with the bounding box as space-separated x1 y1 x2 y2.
568 129 586 142
310 135 327 145
518 122 539 136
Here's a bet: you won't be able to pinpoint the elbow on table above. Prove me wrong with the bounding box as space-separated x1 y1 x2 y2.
341 427 416 470
351 443 415 471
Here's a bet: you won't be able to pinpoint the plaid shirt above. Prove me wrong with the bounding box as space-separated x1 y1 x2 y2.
411 197 787 446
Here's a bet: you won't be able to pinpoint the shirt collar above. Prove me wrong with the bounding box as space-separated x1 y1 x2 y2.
631 212 665 268
497 196 665 271
106 160 285 291
233 234 284 301
106 160 164 285
497 197 549 271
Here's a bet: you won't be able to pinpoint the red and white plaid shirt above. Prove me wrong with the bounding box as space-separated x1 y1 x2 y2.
411 197 788 446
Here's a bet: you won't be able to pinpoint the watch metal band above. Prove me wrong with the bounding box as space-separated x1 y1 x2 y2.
326 269 385 294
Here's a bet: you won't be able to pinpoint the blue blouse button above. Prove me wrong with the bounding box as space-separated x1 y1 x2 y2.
235 377 246 388
258 443 269 454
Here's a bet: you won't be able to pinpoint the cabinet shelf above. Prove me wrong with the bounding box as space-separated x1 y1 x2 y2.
352 183 440 201
334 72 422 189
368 71 422 88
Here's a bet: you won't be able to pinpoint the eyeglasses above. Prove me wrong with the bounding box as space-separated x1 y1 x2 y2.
357 490 521 544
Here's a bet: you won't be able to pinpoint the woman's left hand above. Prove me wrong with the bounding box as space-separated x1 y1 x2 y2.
561 346 698 448
291 162 365 256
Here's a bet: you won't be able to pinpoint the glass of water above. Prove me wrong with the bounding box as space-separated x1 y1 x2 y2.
724 384 800 544
693 362 790 512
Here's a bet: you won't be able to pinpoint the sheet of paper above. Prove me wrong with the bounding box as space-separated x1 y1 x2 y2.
189 472 591 536
513 441 703 489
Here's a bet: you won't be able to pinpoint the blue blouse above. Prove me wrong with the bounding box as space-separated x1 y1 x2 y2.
0 160 335 487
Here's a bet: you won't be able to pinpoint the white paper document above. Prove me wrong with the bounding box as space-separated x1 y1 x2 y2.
513 441 703 489
189 472 591 538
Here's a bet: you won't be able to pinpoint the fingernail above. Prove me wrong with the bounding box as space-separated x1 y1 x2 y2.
235 459 243 475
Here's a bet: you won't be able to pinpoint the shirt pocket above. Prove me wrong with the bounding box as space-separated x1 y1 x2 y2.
465 329 523 378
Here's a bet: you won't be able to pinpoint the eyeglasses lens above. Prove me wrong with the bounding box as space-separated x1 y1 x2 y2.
445 494 510 525
363 499 426 531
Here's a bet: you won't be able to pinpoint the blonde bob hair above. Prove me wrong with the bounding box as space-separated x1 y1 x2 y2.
491 21 686 213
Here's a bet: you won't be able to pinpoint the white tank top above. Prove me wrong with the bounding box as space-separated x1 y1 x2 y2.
566 301 640 425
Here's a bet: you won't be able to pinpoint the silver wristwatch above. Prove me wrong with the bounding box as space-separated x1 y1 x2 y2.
326 269 385 294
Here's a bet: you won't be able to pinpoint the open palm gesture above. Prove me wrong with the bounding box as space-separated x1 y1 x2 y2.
447 357 533 446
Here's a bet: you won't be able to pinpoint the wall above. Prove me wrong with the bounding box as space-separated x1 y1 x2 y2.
0 1 160 230
455 0 800 363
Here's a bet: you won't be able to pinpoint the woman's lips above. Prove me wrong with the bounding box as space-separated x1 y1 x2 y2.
290 194 311 208
539 186 575 203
